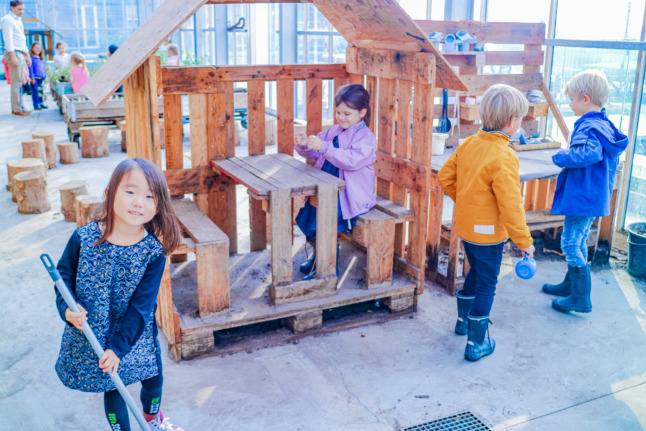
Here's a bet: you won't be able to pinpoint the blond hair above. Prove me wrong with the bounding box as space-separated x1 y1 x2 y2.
70 51 89 75
563 69 609 107
479 84 529 132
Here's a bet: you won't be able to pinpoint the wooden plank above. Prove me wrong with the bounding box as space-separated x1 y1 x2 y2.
123 56 161 166
375 195 413 223
305 78 323 136
460 102 549 122
163 94 183 170
377 78 396 199
171 199 229 245
270 277 337 306
483 50 544 66
524 179 538 211
346 47 435 83
164 167 223 195
269 153 345 189
270 188 293 286
196 241 230 316
161 64 349 93
414 20 546 45
426 175 443 281
219 81 236 158
394 80 412 256
312 0 468 92
443 51 485 68
374 151 429 194
277 79 295 155
247 80 266 155
211 158 276 197
365 76 378 134
541 78 570 142
457 73 544 95
362 210 396 288
236 154 319 195
82 0 207 106
523 44 543 74
535 179 550 210
446 209 461 296
217 81 238 253
315 182 338 278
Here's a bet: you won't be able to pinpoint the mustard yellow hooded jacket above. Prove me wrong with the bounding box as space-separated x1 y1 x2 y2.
438 129 533 249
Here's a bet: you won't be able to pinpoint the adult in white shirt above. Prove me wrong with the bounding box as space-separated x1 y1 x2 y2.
2 0 31 116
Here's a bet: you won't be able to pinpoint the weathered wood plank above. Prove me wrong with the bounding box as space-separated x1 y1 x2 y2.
164 167 223 195
458 73 544 95
414 20 546 45
365 75 378 134
346 47 435 83
315 182 338 278
171 199 229 245
542 78 570 142
394 80 412 256
305 78 323 136
270 188 293 286
426 175 443 281
374 195 414 223
374 151 430 195
196 241 230 316
277 79 295 155
362 209 395 288
247 80 266 155
377 78 396 199
163 94 183 170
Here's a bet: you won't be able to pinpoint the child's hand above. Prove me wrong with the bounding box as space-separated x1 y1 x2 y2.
295 133 307 147
522 245 535 259
307 135 322 151
65 305 87 331
99 349 120 376
31 79 35 84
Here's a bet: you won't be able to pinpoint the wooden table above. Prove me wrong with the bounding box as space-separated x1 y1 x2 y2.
212 152 345 304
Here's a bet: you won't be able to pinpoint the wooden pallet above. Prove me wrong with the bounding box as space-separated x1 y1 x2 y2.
164 242 417 360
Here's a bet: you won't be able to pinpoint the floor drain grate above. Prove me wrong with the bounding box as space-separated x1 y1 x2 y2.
404 411 491 431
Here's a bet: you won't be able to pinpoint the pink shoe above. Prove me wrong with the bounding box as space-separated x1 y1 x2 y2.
147 411 185 431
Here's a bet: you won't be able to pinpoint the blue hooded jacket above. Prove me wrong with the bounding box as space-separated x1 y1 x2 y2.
551 108 628 217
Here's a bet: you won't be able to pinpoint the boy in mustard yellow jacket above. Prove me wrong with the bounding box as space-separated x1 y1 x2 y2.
439 84 535 362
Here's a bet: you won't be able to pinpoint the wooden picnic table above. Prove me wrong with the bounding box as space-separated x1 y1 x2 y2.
212 152 346 304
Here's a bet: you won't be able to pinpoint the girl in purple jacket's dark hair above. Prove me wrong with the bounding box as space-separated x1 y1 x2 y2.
294 83 377 280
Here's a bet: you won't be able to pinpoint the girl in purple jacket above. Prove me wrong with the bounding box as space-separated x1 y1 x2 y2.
28 42 47 110
295 84 376 279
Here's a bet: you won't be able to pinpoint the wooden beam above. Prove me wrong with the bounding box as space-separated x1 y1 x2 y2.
164 167 224 195
305 78 323 136
346 47 435 83
414 20 546 45
374 151 430 195
456 72 544 94
542 78 570 142
163 94 184 170
82 0 207 106
277 79 295 155
376 78 396 199
161 64 349 93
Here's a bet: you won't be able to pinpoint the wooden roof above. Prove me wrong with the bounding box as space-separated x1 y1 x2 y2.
82 0 467 107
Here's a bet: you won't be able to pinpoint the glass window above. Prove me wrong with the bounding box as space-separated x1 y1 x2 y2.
398 0 427 19
625 74 646 227
555 0 644 41
486 0 550 23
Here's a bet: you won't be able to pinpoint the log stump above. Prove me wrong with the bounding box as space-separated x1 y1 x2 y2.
7 158 47 202
32 131 56 168
59 180 90 222
75 195 102 227
117 120 127 152
21 139 47 166
79 126 109 158
57 142 80 164
14 170 50 214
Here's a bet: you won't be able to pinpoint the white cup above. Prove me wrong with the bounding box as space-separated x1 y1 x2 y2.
432 133 449 155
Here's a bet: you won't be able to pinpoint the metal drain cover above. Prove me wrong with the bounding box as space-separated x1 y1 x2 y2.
404 411 491 431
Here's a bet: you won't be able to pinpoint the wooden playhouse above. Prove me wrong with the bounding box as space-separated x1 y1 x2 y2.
82 0 469 360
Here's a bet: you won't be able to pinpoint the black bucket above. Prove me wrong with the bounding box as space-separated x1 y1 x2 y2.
627 223 646 279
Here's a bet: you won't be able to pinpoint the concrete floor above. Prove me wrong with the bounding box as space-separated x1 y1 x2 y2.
1 84 646 431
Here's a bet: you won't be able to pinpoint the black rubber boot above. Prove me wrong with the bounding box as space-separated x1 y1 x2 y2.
464 314 495 362
455 289 474 335
542 268 571 297
552 265 592 313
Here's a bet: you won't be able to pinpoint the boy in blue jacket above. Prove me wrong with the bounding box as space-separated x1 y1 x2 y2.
543 70 628 313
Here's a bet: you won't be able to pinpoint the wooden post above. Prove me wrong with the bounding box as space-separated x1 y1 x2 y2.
117 120 128 152
59 180 90 222
270 188 293 287
363 210 396 288
123 56 161 166
315 182 338 279
7 158 46 202
22 139 47 166
80 126 110 158
32 131 56 168
75 195 102 227
14 170 50 214
57 143 80 164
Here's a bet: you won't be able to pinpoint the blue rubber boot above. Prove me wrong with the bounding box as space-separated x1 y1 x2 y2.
303 242 339 280
542 268 571 297
464 314 495 362
455 289 474 335
552 265 592 313
299 252 316 274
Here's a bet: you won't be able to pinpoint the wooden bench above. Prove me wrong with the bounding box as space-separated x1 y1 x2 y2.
340 195 414 288
171 199 230 317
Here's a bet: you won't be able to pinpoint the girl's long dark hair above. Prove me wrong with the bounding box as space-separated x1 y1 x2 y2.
335 83 371 126
29 42 45 61
93 158 182 256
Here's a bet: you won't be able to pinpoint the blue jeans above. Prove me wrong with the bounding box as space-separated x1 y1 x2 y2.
461 240 505 317
561 216 595 267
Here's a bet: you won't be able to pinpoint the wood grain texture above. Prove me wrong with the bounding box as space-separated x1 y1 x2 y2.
277 80 295 155
346 47 435 83
305 78 323 136
414 20 546 45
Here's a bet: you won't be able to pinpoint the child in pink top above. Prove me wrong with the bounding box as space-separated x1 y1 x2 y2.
69 51 90 93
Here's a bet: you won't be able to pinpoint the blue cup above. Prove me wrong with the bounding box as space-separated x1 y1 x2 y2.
516 255 537 279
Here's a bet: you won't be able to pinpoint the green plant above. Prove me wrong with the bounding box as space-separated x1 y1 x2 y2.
48 65 71 83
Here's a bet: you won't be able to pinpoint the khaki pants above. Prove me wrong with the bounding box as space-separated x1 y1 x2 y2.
3 51 26 113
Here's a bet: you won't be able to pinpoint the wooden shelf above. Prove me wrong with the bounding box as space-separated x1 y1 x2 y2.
460 101 549 121
442 51 485 68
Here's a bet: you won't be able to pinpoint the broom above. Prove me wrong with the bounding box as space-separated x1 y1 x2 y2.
41 254 152 431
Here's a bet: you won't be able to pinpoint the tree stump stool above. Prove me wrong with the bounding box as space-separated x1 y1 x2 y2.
79 126 109 158
59 180 90 222
21 139 47 166
117 120 127 152
7 158 46 202
75 195 102 227
57 142 80 164
14 170 50 214
32 131 56 168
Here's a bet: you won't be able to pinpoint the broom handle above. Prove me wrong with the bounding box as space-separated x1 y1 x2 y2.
41 254 152 431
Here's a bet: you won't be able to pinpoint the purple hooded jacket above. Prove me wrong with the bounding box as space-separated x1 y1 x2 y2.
295 121 376 219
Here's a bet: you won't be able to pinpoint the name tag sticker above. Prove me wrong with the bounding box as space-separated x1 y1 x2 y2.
474 224 495 235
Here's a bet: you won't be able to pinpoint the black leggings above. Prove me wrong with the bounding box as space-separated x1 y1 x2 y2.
103 373 163 431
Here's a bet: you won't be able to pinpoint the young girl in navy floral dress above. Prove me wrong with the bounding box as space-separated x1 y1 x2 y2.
55 158 184 431
295 84 376 279
28 42 47 110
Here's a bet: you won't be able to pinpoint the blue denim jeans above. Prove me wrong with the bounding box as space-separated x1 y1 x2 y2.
561 216 595 267
461 240 505 317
